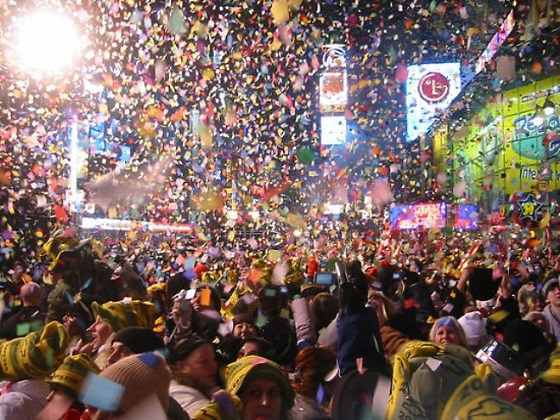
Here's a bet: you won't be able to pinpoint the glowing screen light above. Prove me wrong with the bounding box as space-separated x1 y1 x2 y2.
14 10 84 76
320 72 348 113
389 203 447 230
406 63 462 142
321 115 346 145
320 44 347 146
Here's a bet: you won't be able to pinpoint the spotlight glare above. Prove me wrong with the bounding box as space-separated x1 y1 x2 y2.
14 10 84 76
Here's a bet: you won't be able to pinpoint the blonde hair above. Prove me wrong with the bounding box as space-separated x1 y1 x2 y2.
429 316 468 348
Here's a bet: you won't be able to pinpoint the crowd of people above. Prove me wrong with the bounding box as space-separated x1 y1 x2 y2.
0 0 559 419
0 223 559 420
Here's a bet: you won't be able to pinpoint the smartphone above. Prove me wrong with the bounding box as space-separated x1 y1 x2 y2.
185 289 196 300
315 272 335 286
199 288 211 306
264 288 278 297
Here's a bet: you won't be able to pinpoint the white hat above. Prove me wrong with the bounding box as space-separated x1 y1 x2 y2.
458 311 488 348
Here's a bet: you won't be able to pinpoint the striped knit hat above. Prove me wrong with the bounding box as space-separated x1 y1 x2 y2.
48 353 100 397
225 356 294 408
0 321 69 381
99 352 171 413
91 300 157 332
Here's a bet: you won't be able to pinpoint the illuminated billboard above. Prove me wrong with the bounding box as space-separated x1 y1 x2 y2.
406 63 462 142
320 71 347 113
320 44 347 146
475 10 515 74
446 75 560 201
320 115 346 145
389 203 447 230
453 204 480 230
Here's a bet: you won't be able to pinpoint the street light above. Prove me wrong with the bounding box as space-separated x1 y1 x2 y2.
13 10 84 76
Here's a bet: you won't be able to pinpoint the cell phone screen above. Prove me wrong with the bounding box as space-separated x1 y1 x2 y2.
316 273 334 285
199 288 211 306
264 288 278 297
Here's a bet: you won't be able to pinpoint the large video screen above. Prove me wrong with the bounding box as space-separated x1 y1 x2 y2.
320 115 346 145
319 71 347 113
390 203 447 230
453 204 480 230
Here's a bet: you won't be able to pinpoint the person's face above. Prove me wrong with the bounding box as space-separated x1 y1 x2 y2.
63 315 82 337
233 323 257 340
107 341 133 366
527 296 543 312
548 284 560 308
175 344 217 390
238 341 261 358
87 316 113 347
434 325 460 346
240 377 283 420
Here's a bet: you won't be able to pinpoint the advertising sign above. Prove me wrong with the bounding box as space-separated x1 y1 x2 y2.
449 75 560 200
321 115 347 145
453 204 480 230
320 44 347 146
406 63 462 141
475 10 515 74
389 203 447 230
319 71 348 113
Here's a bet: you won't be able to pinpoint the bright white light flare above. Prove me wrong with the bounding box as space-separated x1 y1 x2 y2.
15 10 83 76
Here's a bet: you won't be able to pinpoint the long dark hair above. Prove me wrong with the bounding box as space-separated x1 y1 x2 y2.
339 260 368 313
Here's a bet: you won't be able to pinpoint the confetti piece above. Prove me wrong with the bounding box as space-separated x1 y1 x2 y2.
271 0 290 26
168 7 188 35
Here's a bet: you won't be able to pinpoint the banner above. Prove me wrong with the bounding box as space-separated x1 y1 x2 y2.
475 10 515 74
406 63 462 142
448 75 560 201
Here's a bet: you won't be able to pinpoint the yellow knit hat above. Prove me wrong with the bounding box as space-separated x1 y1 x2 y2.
48 353 100 397
41 230 89 271
0 321 69 381
441 375 536 420
225 356 294 408
91 300 157 332
147 282 166 296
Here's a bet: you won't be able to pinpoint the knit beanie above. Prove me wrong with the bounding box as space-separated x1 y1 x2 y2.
99 352 171 412
543 277 560 298
167 335 209 364
112 327 164 354
91 300 157 332
225 355 294 409
458 311 488 349
41 230 90 271
48 353 100 397
0 321 69 381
